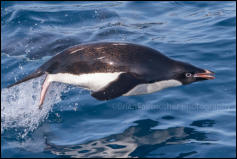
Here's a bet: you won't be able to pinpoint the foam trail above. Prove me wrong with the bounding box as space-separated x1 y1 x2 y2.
1 75 66 139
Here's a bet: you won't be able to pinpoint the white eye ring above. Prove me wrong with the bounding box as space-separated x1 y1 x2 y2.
185 73 192 77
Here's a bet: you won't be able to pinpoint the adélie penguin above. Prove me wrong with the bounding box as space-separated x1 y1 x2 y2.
7 42 215 108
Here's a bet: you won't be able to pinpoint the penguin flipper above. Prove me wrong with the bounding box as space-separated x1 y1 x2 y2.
91 72 143 101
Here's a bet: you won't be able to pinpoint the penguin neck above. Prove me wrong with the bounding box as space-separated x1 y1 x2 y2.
123 79 182 96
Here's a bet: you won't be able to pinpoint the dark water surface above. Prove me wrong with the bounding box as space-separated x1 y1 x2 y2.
1 1 236 158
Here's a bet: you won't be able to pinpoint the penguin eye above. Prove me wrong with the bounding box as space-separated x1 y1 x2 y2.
185 73 192 77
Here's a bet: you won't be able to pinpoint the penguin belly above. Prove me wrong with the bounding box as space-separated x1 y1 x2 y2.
46 72 124 91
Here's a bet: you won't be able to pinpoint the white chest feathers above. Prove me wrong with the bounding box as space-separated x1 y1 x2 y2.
46 73 182 96
123 79 182 96
46 72 123 92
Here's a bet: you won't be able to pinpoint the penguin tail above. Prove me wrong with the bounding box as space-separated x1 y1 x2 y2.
7 69 44 88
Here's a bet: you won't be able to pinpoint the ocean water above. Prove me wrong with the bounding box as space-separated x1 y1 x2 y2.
1 1 236 158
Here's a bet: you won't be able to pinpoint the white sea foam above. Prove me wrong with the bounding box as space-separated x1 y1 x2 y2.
1 75 66 139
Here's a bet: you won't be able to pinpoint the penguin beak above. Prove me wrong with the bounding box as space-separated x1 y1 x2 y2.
193 70 215 80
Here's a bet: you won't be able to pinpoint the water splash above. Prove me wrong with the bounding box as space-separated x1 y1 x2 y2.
1 75 66 139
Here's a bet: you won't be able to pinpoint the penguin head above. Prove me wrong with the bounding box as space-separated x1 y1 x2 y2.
173 61 215 85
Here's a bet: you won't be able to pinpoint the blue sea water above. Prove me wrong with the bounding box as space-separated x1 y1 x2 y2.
1 1 236 158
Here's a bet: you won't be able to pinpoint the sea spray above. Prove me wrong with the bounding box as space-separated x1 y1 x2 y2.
1 75 67 139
